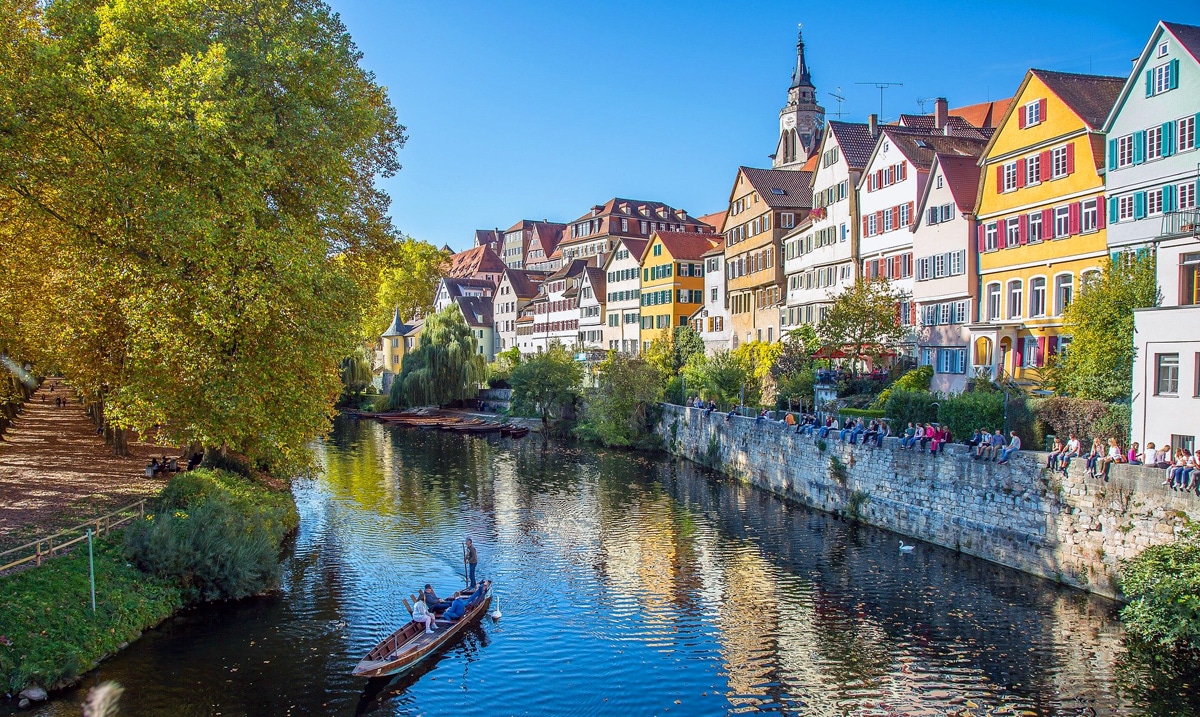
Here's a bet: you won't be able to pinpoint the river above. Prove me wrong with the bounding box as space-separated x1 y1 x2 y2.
32 417 1198 715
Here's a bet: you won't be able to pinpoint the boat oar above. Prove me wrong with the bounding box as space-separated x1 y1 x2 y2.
462 541 468 587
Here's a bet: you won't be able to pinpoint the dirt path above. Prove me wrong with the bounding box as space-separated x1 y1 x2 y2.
0 380 170 548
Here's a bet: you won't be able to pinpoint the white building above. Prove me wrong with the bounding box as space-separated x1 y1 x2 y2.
494 268 546 353
910 153 983 393
691 245 732 353
600 238 646 354
433 277 493 313
576 267 606 352
516 259 591 354
1114 21 1200 452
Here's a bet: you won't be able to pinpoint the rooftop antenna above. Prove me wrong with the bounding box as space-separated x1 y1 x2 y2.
828 87 847 120
916 96 939 113
857 81 903 120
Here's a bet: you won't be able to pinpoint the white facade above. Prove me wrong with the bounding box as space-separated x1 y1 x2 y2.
781 130 858 329
692 249 732 353
856 129 919 301
577 270 605 352
1131 305 1200 453
911 155 978 393
433 278 491 313
600 239 643 354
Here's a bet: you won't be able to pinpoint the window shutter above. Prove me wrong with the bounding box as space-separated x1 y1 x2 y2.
1133 131 1145 164
1039 150 1052 182
1065 143 1075 174
1097 195 1106 229
977 224 986 253
1036 337 1046 367
1016 158 1026 188
1048 336 1059 357
876 169 883 188
1134 192 1147 219
1069 203 1081 235
995 164 1004 192
1145 69 1154 97
907 202 914 225
862 216 869 235
900 163 907 181
1163 184 1176 213
1018 109 1027 129
928 207 938 224
876 210 884 229
893 255 901 276
1018 214 1028 244
1162 122 1175 157
1014 338 1024 367
1107 139 1118 170
1038 99 1047 121
1042 208 1054 238
1108 197 1118 225
1170 59 1180 90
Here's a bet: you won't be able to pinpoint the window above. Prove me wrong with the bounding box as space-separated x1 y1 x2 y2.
1003 162 1018 192
985 223 999 251
987 283 1001 321
937 348 967 374
1024 101 1042 127
391 338 399 349
1180 116 1196 152
1182 253 1200 306
1156 353 1180 395
1029 277 1047 317
954 301 968 324
781 212 795 229
710 287 718 303
1028 211 1043 242
1006 218 1020 247
1117 135 1134 168
1146 125 1163 160
900 203 910 227
1055 206 1071 237
940 303 951 325
933 253 946 278
883 209 894 232
1159 42 1169 57
652 244 662 256
1118 194 1136 221
1053 274 1073 315
1152 62 1174 95
1147 188 1164 215
1007 280 1023 319
1181 181 1197 210
921 347 935 366
949 250 963 276
1023 339 1040 367
1081 199 1098 232
940 204 954 222
1051 146 1068 178
1026 154 1041 185
867 213 877 236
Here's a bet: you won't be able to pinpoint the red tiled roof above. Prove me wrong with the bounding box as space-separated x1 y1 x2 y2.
697 211 726 233
935 153 984 213
583 267 606 297
565 198 708 229
951 98 1011 128
646 231 720 262
1031 69 1125 131
800 154 819 172
474 229 502 248
827 121 878 169
739 167 814 209
880 127 988 172
503 268 548 299
446 245 506 279
701 244 725 258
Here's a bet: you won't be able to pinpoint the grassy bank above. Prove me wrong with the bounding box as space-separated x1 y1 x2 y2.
0 469 297 695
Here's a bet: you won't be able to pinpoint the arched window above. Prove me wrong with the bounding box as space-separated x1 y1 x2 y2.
986 282 1001 321
1007 279 1023 319
1053 274 1074 315
1028 277 1047 317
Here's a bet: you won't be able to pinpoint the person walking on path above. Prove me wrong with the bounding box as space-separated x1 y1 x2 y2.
464 537 479 589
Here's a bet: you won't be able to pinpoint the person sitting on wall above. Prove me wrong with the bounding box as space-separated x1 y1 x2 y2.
997 431 1022 464
971 430 989 459
838 419 855 442
1149 442 1171 469
1046 437 1064 470
916 424 934 451
851 421 867 445
967 429 984 452
1059 434 1082 474
1126 442 1142 465
818 417 838 439
784 412 797 428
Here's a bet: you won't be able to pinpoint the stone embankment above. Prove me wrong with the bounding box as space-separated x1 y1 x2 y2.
657 404 1197 599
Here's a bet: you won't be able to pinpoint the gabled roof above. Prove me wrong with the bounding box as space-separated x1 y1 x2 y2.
697 211 726 233
800 154 820 172
582 267 606 297
739 167 814 208
1030 69 1124 131
936 154 984 213
474 229 502 247
701 244 725 259
895 114 992 140
445 245 507 278
403 320 423 338
873 127 987 174
547 258 592 282
1103 21 1200 132
439 277 495 299
950 98 1011 128
643 231 720 263
502 268 548 299
826 121 878 169
455 296 493 328
565 198 707 229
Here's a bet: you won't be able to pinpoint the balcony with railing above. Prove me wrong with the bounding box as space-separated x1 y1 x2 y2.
1159 209 1200 240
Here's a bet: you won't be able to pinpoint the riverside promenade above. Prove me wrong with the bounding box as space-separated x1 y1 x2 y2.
0 381 165 547
658 404 1198 599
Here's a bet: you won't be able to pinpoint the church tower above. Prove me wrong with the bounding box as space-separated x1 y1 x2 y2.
773 26 825 169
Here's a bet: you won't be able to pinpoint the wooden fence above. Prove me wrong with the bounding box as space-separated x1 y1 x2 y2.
0 499 146 573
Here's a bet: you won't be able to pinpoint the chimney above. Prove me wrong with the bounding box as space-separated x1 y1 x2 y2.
868 113 879 137
934 98 948 130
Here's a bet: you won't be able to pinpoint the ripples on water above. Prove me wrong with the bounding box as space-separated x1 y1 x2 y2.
31 419 1200 716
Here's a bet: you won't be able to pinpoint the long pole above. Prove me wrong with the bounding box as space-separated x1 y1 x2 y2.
462 542 468 587
87 528 96 613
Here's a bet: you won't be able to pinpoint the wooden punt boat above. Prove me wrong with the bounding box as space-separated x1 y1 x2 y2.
500 425 530 438
352 583 493 679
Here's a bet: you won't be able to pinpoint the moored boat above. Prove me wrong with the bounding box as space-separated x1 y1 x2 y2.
352 582 493 679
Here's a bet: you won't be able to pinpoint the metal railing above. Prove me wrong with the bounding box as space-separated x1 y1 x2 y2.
1159 209 1200 239
0 499 146 573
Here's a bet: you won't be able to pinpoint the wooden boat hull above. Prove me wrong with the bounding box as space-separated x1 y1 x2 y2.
352 586 493 679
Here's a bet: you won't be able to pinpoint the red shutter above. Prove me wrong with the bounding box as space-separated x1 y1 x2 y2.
867 175 873 192
876 210 884 229
1038 99 1047 122
1042 208 1055 239
907 202 915 225
900 163 907 181
1069 202 1081 235
1096 194 1106 229
995 164 1004 192
1018 109 1027 129
1014 338 1024 368
1036 337 1046 367
1039 150 1052 182
893 255 901 276
1016 158 1026 188
862 216 869 235
1065 143 1075 174
1048 336 1059 358
876 169 884 188
977 224 986 253
1018 214 1029 244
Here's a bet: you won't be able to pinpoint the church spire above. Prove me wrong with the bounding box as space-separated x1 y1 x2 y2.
790 25 813 90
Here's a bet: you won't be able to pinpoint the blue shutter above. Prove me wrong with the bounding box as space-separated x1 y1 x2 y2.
1108 197 1119 224
1134 192 1147 219
1133 131 1145 164
1108 138 1118 170
1163 121 1176 157
1163 184 1176 213
1145 70 1154 97
1170 59 1180 90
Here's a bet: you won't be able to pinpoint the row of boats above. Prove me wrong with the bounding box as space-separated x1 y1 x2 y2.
361 410 531 438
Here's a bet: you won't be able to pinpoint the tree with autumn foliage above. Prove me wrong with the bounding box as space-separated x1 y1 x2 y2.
817 279 910 376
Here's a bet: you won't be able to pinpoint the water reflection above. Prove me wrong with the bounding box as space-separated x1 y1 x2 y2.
27 418 1198 717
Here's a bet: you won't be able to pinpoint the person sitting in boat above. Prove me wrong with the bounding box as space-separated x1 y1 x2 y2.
423 584 453 612
410 594 435 634
442 580 490 621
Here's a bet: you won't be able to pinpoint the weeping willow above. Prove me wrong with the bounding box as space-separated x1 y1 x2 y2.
390 306 486 408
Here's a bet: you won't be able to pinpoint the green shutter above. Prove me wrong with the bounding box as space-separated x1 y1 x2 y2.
1134 192 1147 219
1108 197 1119 224
1163 184 1176 213
1163 121 1176 156
1145 69 1154 97
1133 131 1145 164
1108 138 1118 170
1170 59 1180 90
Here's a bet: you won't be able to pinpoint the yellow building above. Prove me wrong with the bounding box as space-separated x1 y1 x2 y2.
971 69 1123 384
639 231 719 350
376 309 421 392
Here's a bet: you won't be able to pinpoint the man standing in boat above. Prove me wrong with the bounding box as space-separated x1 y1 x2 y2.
465 538 479 589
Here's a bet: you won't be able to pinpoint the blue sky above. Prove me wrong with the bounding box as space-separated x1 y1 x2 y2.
328 1 1197 251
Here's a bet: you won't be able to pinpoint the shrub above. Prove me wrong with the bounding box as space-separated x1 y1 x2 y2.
124 470 298 603
872 365 932 409
1036 397 1130 445
1120 527 1200 652
883 388 938 428
840 408 885 419
939 391 1005 442
576 353 664 449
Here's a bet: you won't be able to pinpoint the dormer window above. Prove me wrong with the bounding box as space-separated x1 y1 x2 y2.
1158 42 1169 57
1021 100 1043 128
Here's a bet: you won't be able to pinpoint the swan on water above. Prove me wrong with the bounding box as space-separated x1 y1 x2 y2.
491 595 502 620
899 541 915 553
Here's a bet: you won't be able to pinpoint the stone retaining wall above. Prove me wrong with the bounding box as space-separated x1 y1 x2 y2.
657 404 1198 599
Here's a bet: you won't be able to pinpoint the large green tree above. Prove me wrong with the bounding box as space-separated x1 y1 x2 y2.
577 353 663 448
818 279 910 375
369 237 448 339
1047 254 1160 402
391 306 486 408
0 0 406 468
509 344 582 427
